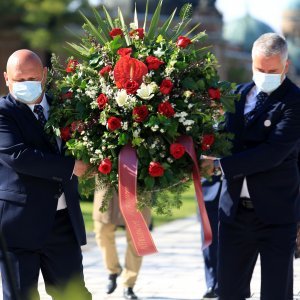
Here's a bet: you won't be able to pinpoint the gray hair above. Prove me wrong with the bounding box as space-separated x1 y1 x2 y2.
252 33 288 62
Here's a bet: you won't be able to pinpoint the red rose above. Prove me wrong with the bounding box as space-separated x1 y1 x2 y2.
148 162 164 177
117 48 132 57
61 91 73 100
170 143 185 159
158 101 175 118
132 105 149 122
60 126 71 141
201 134 215 151
65 59 79 73
109 28 123 38
160 79 173 95
130 28 144 39
124 80 139 95
98 158 112 174
97 93 108 109
176 36 192 48
99 65 112 76
71 121 85 133
145 56 164 70
208 87 221 100
107 116 122 131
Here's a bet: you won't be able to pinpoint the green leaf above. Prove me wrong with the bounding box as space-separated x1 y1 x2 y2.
102 5 114 30
182 77 198 90
144 176 155 189
143 0 149 31
146 0 162 41
158 8 177 37
109 35 124 52
93 8 110 41
118 133 129 145
118 7 130 46
220 95 237 113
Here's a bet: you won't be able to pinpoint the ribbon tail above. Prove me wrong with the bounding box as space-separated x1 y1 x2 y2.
118 144 158 256
177 136 212 249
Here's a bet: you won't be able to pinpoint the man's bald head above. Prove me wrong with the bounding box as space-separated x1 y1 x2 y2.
4 49 47 103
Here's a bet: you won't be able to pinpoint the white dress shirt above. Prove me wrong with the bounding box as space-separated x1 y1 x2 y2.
28 95 67 210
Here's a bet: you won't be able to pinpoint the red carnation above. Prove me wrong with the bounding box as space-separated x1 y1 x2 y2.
130 28 144 39
117 48 132 57
71 121 85 133
208 87 221 100
170 143 185 159
60 126 71 141
176 36 192 48
160 79 173 95
97 94 108 109
109 28 123 38
158 101 175 118
124 80 139 95
61 91 73 100
201 134 215 151
148 162 164 177
65 59 79 73
132 105 149 122
99 65 112 76
107 116 122 131
98 158 112 174
145 56 164 70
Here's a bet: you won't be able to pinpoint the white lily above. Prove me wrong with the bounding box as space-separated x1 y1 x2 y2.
136 83 155 100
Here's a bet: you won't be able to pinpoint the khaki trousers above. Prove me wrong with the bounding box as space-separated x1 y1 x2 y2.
94 220 143 288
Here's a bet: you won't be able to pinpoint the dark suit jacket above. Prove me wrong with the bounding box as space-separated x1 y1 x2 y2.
0 94 86 249
219 78 300 224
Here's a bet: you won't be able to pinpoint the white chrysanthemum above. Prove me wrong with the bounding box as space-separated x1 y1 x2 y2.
136 83 154 100
184 90 193 98
130 22 137 30
116 90 128 106
183 120 195 126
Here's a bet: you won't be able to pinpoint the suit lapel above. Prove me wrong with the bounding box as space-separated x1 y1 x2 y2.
245 78 290 127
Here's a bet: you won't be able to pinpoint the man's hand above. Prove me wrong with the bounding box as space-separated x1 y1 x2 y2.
200 155 217 177
73 160 89 177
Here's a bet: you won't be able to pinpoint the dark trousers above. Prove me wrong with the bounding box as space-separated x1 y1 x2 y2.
0 209 91 300
218 205 297 300
202 200 219 292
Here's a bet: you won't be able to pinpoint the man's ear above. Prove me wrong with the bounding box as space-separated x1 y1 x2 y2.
42 67 48 86
3 72 8 86
284 60 290 74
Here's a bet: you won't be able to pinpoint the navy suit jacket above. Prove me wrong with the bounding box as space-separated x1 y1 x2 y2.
219 78 300 224
0 94 86 249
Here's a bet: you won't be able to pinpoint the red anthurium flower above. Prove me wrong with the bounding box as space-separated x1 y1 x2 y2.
99 65 112 76
132 105 149 122
61 91 73 100
107 116 122 131
145 56 164 70
60 126 71 141
148 162 164 177
170 143 185 159
114 56 148 88
97 94 108 109
208 87 221 100
160 79 173 95
158 101 175 118
130 28 144 39
98 158 112 174
124 80 139 94
176 36 192 48
109 28 123 38
117 48 132 57
201 134 215 151
65 59 79 73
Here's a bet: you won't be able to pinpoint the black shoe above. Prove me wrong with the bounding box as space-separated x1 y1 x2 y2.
203 287 218 299
106 273 118 294
123 287 138 299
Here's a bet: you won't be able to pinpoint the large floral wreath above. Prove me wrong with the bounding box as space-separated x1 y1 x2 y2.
48 1 237 214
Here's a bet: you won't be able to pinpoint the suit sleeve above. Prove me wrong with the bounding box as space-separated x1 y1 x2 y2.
0 112 75 182
220 98 300 180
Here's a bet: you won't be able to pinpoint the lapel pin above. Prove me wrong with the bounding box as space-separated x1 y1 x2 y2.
264 120 271 127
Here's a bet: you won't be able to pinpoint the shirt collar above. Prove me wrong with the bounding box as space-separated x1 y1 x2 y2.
27 94 49 116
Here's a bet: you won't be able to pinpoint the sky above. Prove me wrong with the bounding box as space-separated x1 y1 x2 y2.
216 0 288 34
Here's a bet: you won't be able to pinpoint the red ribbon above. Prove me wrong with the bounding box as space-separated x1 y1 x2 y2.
118 144 158 256
177 135 212 249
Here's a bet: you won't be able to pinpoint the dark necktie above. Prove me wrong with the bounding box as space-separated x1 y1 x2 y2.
33 104 60 154
244 91 268 124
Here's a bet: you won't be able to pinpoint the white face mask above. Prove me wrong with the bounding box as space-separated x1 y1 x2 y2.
252 70 284 94
12 80 43 104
